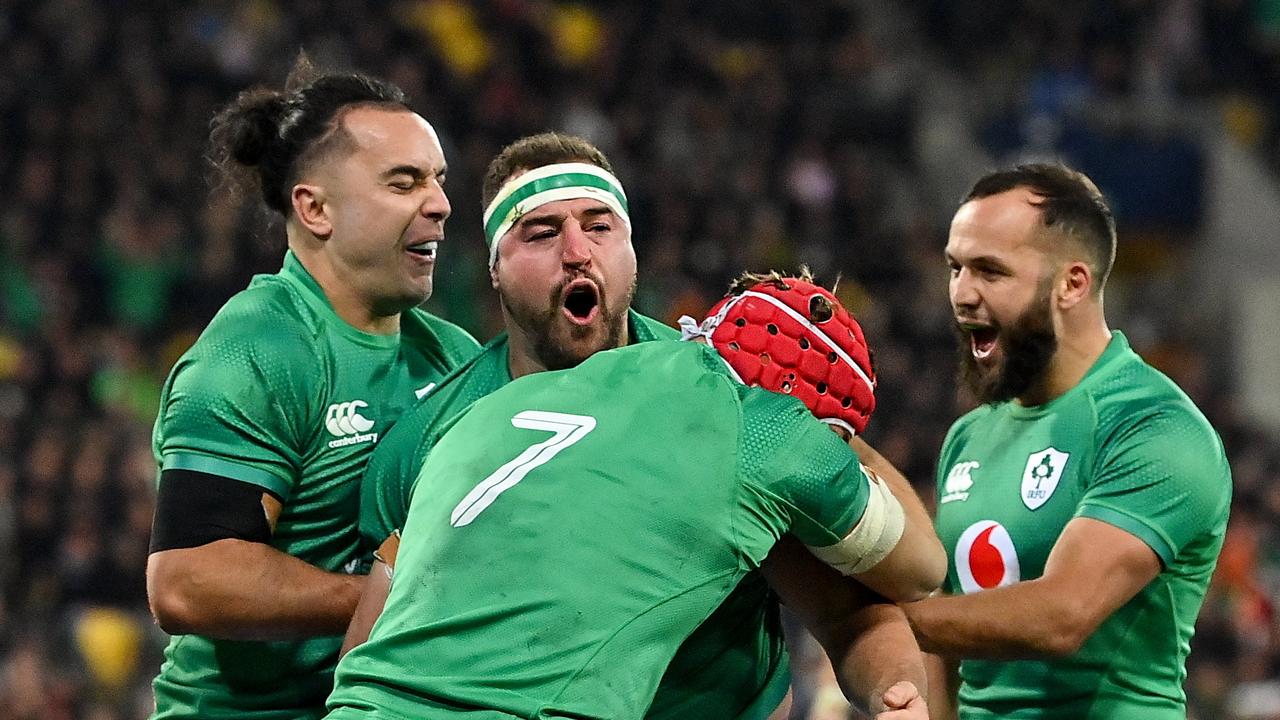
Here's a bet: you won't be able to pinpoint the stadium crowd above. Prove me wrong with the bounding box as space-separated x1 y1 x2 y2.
0 1 1278 718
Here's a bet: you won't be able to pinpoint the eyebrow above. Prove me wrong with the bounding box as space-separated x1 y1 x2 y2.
968 255 1014 273
580 206 615 220
516 203 615 230
379 164 447 181
516 212 564 230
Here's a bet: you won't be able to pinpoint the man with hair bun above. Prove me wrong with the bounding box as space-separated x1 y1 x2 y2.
145 56 478 720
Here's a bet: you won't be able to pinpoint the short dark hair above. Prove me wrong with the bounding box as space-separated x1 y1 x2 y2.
963 163 1117 293
481 132 614 209
208 53 411 215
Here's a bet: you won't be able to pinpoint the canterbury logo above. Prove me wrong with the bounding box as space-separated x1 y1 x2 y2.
325 401 378 449
326 401 375 436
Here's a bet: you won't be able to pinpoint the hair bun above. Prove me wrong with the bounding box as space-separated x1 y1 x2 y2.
222 90 288 167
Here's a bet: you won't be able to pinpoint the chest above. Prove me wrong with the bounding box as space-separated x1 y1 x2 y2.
291 340 454 510
935 411 1098 593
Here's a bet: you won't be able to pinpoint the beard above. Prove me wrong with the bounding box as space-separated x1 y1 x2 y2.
956 290 1058 405
501 272 636 372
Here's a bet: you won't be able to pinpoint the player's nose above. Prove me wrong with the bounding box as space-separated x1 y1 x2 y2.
949 268 981 310
561 223 592 267
420 179 451 223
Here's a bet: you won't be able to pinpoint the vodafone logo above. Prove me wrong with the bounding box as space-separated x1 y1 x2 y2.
954 520 1020 594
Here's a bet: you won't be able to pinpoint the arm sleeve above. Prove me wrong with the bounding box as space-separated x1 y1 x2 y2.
738 387 871 548
1075 407 1232 566
155 315 318 501
359 423 432 554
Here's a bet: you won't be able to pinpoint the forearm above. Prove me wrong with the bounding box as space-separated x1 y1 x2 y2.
903 578 1081 658
847 437 946 598
761 540 926 714
148 538 362 641
836 602 928 714
923 652 958 720
341 559 392 657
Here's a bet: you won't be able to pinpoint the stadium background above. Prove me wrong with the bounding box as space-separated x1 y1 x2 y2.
3 0 1280 718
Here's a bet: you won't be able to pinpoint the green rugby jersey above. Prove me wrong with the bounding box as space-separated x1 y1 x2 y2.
357 314 788 720
150 251 478 720
329 341 871 720
357 310 676 555
934 331 1231 719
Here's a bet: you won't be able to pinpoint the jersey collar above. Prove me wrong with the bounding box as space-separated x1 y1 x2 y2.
278 250 403 348
1006 331 1132 419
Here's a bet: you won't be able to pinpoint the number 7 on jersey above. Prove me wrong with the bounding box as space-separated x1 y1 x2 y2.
450 410 597 527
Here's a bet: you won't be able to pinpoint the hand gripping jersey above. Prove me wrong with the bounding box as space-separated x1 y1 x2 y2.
328 340 873 720
357 313 790 719
150 251 478 720
934 332 1231 719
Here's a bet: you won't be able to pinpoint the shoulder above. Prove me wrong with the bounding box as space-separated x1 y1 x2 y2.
580 340 740 392
402 308 481 362
375 338 510 457
176 278 322 380
629 311 679 342
1088 351 1223 460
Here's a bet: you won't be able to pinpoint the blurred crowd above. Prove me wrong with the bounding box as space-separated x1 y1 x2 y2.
1 1 1278 718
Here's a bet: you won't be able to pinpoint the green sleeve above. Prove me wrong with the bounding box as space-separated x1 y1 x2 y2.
359 423 425 555
737 387 870 548
1076 407 1231 566
155 310 319 500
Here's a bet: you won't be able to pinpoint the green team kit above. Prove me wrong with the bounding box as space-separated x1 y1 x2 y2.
356 312 791 719
329 340 873 719
151 251 478 720
935 332 1231 719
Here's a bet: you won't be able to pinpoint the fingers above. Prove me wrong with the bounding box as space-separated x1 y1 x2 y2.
876 683 928 719
881 680 920 708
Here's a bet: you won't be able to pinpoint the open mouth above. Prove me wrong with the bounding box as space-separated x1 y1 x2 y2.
405 240 438 262
562 280 601 325
969 325 999 361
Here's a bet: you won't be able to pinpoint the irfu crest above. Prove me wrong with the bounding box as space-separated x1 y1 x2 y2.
1021 447 1068 510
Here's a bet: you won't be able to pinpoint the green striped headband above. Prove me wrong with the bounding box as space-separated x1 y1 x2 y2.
481 162 630 268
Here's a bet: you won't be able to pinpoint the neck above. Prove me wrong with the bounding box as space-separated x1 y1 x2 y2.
505 327 547 380
502 312 632 380
289 239 401 335
1017 307 1110 406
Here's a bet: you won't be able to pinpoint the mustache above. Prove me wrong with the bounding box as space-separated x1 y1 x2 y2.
955 297 1057 405
550 270 607 305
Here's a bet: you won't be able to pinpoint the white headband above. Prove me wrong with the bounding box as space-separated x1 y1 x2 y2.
482 162 630 268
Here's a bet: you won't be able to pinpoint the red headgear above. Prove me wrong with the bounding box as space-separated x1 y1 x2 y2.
680 277 876 435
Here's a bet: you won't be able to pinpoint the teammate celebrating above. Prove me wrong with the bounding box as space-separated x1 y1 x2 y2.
341 133 937 719
905 164 1232 719
145 58 478 719
326 274 944 720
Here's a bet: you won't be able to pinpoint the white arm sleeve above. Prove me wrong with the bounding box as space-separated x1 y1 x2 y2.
805 466 906 576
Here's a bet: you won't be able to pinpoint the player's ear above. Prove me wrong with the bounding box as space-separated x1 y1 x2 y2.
1057 260 1092 310
292 183 332 239
489 259 500 289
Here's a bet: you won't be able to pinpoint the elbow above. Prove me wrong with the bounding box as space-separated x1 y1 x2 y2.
1038 628 1087 658
900 539 949 602
146 556 204 635
1035 595 1095 657
148 584 200 635
921 537 948 595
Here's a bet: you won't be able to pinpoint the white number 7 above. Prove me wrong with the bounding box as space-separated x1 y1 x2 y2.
449 410 597 527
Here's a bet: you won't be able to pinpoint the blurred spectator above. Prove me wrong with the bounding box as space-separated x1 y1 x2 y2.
0 2 1274 717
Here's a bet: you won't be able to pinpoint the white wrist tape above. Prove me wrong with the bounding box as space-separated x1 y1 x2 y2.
806 466 906 576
